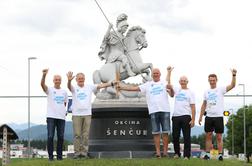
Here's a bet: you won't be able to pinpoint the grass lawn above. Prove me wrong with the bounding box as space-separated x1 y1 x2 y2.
1 158 250 166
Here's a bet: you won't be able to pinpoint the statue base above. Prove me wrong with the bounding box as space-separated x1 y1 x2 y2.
88 98 155 158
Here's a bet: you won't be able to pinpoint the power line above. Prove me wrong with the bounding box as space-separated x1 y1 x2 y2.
0 96 72 98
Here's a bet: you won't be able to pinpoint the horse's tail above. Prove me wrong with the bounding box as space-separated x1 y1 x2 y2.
93 70 102 84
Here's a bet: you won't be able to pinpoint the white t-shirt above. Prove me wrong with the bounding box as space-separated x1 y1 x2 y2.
204 86 226 117
46 87 68 120
71 84 97 116
173 88 195 117
139 80 170 114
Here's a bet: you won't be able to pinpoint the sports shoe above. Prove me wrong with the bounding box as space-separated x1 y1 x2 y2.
203 154 210 160
173 154 179 159
154 152 161 159
184 157 189 160
218 155 223 161
162 154 168 158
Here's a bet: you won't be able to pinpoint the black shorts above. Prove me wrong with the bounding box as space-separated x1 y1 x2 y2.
204 116 224 133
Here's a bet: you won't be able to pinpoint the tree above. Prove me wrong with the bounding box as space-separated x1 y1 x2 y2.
225 105 252 155
190 134 206 150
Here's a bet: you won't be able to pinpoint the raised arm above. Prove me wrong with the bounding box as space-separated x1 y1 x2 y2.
41 69 48 93
198 100 207 125
66 71 75 92
166 66 173 85
166 66 174 97
226 69 237 92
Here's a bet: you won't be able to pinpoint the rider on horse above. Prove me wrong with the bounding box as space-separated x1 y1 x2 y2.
98 13 135 77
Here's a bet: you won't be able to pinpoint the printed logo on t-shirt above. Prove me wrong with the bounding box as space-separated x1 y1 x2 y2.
150 85 163 95
207 91 217 106
176 92 187 101
54 95 65 104
77 92 87 101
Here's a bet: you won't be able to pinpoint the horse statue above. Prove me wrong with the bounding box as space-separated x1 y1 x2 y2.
93 26 153 99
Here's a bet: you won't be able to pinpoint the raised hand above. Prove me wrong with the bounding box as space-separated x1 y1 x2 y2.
230 68 237 75
67 71 75 81
42 69 49 75
167 66 174 73
166 66 174 84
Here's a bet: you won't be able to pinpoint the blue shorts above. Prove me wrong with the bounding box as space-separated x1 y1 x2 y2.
150 112 170 134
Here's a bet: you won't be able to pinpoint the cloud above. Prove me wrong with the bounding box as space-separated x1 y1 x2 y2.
110 0 208 33
8 3 70 34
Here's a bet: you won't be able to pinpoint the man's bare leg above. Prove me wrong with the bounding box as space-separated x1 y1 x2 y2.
153 134 161 157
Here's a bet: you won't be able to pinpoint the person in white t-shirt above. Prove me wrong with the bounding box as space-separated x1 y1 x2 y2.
166 66 196 160
67 71 115 159
41 69 68 161
118 68 174 158
198 69 237 161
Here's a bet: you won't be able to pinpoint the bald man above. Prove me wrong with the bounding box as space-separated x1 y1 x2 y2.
119 68 174 158
166 66 196 160
41 69 68 161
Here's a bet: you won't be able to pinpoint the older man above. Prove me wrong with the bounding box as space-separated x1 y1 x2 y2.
166 66 196 160
67 71 115 159
41 69 68 161
119 68 174 158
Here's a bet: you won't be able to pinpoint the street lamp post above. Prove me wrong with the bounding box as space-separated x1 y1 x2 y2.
230 108 234 156
239 84 246 160
28 57 37 158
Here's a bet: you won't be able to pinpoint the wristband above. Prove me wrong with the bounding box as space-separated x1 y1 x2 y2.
111 82 114 87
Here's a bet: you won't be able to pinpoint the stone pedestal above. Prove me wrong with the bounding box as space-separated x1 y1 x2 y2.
88 99 155 158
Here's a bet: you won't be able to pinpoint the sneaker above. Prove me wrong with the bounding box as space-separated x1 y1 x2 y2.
173 154 179 159
48 158 54 162
162 153 168 158
203 154 210 160
218 155 223 161
154 152 161 159
57 157 63 161
184 157 189 160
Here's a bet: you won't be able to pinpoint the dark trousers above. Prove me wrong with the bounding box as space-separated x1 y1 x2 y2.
172 115 191 158
47 118 65 160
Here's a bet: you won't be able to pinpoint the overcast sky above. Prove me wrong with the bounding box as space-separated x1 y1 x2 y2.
0 0 252 125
